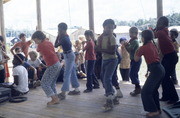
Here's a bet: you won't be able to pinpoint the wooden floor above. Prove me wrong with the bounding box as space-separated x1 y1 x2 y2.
0 80 179 118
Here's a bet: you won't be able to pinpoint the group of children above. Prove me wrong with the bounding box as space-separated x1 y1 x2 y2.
0 16 179 117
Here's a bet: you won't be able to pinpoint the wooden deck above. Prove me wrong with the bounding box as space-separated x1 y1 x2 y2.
0 80 179 118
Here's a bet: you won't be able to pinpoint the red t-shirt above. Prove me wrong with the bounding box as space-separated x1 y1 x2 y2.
136 42 160 65
14 41 31 58
154 28 175 55
84 40 96 60
37 40 59 66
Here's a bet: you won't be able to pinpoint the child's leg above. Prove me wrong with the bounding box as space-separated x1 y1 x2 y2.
85 60 94 91
129 59 142 96
141 64 164 113
120 68 126 81
124 69 130 81
41 62 60 99
103 59 117 97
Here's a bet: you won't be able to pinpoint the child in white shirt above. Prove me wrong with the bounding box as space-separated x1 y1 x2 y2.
12 54 29 96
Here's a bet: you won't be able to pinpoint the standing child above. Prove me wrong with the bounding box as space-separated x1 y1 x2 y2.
95 19 119 111
170 28 179 85
0 36 10 83
54 23 80 100
119 37 130 81
10 33 33 59
82 30 100 93
135 30 165 117
154 16 179 104
125 27 142 96
32 31 61 105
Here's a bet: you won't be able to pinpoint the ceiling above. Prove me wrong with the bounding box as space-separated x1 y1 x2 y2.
3 0 11 4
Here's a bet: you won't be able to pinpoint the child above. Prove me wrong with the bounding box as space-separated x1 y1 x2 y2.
125 27 142 96
27 51 46 80
0 36 10 83
119 37 130 81
135 30 165 117
154 16 179 104
12 54 29 97
95 19 119 111
74 39 86 78
170 28 179 85
10 33 33 59
54 22 80 100
15 47 38 88
32 31 61 105
82 30 100 93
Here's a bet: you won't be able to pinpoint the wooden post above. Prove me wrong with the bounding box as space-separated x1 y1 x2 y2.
0 0 6 44
157 0 163 19
36 0 42 31
88 0 94 31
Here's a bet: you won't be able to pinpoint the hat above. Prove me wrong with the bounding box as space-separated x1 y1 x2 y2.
119 37 127 42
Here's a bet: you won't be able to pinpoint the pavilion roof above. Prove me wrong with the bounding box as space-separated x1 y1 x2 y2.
3 0 11 4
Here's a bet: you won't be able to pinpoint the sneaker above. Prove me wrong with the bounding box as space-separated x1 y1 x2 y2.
102 99 114 111
58 93 66 100
68 90 80 95
113 96 120 105
116 89 123 98
130 87 141 96
83 89 92 93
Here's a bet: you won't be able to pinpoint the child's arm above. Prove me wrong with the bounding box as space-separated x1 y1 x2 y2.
134 48 141 62
54 35 61 48
98 45 117 55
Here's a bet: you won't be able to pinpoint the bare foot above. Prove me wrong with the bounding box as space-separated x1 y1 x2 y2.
47 97 60 105
146 111 160 117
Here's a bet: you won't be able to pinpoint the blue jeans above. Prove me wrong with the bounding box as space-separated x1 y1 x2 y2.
130 59 142 84
101 58 118 96
61 52 80 92
86 60 99 90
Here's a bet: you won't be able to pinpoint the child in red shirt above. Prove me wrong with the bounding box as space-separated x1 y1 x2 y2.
135 30 165 117
82 30 99 93
154 16 179 104
32 31 61 106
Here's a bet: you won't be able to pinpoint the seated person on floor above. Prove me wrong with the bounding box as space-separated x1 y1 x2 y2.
27 51 46 80
12 54 29 97
15 47 39 88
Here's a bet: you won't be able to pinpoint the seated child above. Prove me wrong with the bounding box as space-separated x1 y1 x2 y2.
27 51 46 80
15 47 39 88
12 54 29 96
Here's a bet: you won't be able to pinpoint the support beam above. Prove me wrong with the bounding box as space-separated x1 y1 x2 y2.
0 0 6 45
88 0 94 31
36 0 42 31
157 0 163 19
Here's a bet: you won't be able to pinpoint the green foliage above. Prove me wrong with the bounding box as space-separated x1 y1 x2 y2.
115 13 180 30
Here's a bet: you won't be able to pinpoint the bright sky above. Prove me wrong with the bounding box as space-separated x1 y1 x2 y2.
3 0 180 30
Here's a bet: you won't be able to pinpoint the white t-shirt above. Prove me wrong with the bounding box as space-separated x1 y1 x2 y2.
27 58 42 68
13 65 29 93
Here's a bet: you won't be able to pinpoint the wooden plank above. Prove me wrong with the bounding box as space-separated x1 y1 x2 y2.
0 80 177 118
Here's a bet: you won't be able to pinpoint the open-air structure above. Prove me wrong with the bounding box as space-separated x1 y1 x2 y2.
0 0 180 118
